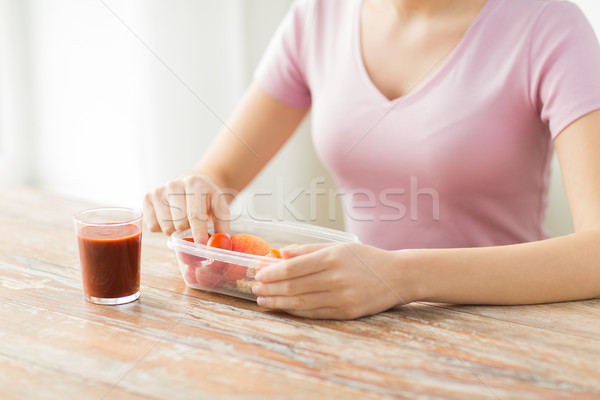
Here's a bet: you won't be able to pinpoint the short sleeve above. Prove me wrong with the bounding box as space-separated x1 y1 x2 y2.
529 1 600 139
253 0 312 108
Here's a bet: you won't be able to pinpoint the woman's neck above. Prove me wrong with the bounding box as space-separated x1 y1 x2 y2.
388 0 485 19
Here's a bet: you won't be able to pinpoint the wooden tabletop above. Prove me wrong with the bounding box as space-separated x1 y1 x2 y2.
1 186 599 400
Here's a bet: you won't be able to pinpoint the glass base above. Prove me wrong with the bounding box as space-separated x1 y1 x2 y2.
85 291 140 305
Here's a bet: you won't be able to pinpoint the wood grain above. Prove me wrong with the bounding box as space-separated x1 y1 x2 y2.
1 186 599 399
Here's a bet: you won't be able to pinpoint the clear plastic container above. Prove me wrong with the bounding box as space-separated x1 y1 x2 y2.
168 217 360 301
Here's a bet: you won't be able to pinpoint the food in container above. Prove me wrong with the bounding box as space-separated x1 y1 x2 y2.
168 217 360 301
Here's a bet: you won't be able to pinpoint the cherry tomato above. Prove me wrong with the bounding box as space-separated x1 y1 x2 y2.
183 233 211 244
179 238 205 268
222 264 247 283
204 233 232 284
206 233 232 250
183 264 198 284
195 265 226 288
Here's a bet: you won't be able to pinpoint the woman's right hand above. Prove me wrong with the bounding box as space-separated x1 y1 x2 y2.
143 175 231 244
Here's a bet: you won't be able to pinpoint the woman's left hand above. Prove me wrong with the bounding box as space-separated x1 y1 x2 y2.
252 242 415 320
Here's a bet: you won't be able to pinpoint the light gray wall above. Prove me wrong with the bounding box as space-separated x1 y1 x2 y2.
0 0 34 185
233 1 344 229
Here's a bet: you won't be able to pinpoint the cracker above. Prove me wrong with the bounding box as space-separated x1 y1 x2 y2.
236 279 255 294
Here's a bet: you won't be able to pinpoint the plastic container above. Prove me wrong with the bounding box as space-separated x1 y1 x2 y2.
168 217 360 301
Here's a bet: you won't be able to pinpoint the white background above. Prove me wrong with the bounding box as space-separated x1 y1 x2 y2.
1 0 599 235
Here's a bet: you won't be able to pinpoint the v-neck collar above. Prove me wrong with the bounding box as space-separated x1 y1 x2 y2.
354 0 500 107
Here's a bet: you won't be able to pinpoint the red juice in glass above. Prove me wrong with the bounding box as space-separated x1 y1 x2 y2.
74 208 142 305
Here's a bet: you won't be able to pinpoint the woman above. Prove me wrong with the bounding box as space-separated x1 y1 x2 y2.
144 0 600 319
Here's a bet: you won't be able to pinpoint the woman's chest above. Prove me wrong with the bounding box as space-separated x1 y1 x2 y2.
359 0 487 101
309 61 548 198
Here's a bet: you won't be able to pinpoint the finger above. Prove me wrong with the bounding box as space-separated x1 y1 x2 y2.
151 187 176 235
166 180 190 232
256 291 331 311
255 253 328 283
142 193 161 232
252 270 327 297
281 242 335 259
185 178 209 243
210 187 230 235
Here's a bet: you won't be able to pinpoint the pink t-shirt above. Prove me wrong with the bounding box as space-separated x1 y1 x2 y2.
254 0 600 250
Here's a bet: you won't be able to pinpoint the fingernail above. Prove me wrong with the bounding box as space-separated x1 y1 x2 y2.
254 273 263 281
257 296 267 307
251 284 262 295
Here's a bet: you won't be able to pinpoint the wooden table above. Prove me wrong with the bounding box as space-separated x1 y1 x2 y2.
1 186 599 399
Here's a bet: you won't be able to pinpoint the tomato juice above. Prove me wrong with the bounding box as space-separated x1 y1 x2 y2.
77 224 141 301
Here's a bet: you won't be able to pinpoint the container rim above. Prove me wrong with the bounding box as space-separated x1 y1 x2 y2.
168 235 275 267
167 216 360 267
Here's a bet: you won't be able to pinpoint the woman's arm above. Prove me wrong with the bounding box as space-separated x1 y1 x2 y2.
193 83 309 193
412 109 600 305
143 83 309 243
254 110 600 319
